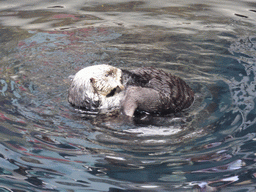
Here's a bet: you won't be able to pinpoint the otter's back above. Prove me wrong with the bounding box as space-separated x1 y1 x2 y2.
128 67 194 113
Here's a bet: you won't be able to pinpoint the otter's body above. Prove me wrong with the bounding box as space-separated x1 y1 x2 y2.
68 64 194 117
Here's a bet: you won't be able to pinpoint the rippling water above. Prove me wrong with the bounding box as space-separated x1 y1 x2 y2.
1 0 256 191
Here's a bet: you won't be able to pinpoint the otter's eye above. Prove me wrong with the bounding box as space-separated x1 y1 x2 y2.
106 70 114 77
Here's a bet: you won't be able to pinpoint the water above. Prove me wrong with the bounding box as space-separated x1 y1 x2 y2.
0 0 256 191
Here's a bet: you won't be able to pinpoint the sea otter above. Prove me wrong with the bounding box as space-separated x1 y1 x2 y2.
68 64 194 117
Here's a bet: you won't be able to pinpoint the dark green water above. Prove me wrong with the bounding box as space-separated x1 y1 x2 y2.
0 0 256 191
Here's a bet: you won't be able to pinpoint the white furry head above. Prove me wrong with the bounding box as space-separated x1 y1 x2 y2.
68 64 125 111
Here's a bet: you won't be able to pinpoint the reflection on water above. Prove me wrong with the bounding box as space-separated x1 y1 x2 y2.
1 0 256 191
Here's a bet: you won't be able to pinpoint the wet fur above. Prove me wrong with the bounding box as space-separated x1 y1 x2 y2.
68 65 194 117
121 67 194 116
68 64 124 111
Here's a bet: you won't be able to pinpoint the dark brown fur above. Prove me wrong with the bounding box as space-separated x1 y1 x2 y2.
122 67 194 115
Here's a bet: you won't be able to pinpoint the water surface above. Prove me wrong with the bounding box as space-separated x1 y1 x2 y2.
1 0 256 191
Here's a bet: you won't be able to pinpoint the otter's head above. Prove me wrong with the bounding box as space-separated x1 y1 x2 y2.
68 64 125 110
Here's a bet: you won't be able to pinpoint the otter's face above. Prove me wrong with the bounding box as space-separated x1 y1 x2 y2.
68 64 125 109
90 66 124 97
